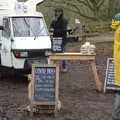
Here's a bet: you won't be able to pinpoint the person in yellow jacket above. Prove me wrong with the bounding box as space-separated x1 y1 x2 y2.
111 13 120 120
111 13 120 86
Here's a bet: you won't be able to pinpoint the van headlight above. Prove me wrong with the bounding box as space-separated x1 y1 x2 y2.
13 50 28 58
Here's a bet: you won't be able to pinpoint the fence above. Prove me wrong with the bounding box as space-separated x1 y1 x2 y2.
67 21 112 42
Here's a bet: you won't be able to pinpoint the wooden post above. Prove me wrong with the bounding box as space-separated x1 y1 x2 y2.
90 61 102 92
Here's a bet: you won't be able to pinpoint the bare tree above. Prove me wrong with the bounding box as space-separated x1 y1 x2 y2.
45 0 120 21
45 0 105 21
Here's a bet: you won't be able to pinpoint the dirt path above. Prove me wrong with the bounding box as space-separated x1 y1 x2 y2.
87 32 114 43
0 41 115 120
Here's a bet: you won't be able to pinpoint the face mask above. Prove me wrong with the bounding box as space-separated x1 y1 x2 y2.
111 21 120 30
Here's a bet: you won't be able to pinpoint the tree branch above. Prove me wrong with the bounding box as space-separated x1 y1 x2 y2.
45 2 98 21
97 0 104 8
85 0 95 11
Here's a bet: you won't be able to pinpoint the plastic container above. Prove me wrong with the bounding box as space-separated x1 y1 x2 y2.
80 42 96 55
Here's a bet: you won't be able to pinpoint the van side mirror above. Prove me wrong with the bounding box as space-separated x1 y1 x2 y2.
0 25 4 30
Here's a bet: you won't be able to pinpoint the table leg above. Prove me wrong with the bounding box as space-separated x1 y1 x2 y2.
48 57 52 65
48 57 55 65
90 61 102 92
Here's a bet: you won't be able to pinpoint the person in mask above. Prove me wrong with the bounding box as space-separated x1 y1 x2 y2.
111 13 120 120
50 8 68 72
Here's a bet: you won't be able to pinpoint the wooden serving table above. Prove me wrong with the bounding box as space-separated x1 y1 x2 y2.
48 53 102 92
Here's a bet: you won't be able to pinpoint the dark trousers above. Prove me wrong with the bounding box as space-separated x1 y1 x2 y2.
112 92 120 120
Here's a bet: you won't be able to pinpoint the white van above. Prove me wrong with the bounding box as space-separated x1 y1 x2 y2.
0 0 51 74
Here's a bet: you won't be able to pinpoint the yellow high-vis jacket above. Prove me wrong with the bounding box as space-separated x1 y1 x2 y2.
111 21 120 86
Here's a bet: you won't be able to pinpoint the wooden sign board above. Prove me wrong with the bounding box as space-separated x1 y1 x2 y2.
104 58 120 93
51 37 63 53
31 64 59 106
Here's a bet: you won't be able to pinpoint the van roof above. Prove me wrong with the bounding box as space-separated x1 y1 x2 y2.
1 12 43 18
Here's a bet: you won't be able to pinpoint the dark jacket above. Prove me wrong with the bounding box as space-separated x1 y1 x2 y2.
50 14 68 45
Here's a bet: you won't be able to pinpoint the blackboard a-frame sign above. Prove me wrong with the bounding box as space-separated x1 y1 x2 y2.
30 64 59 106
51 37 63 53
104 58 120 93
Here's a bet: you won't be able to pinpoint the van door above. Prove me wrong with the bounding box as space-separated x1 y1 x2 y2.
1 18 12 67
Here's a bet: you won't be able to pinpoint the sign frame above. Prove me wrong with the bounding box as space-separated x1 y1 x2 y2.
30 64 59 106
51 37 63 53
104 58 120 93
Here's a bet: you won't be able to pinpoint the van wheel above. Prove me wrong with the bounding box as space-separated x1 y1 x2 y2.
0 72 2 79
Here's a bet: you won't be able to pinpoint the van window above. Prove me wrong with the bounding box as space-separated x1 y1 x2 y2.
12 17 49 37
3 18 10 38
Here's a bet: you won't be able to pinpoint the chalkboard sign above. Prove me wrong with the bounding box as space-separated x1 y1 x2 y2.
51 37 63 52
104 58 120 92
31 64 59 104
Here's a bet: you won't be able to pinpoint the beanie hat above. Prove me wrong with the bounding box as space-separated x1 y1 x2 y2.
112 13 120 21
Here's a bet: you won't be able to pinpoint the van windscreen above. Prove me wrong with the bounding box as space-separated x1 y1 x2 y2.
12 17 48 37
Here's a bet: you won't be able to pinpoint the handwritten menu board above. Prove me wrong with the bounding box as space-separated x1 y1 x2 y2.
104 58 120 92
51 37 63 52
32 65 57 102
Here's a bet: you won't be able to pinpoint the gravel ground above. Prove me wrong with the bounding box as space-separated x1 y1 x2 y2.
0 41 115 120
